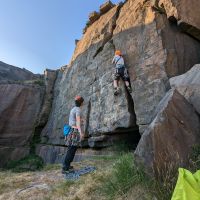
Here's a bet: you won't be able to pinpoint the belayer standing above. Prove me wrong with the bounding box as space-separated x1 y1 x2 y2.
62 96 84 174
112 50 132 95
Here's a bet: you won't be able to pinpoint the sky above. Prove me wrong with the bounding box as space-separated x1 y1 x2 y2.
0 0 121 74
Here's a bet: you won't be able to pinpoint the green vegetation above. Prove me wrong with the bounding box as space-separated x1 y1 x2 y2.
112 141 132 153
148 145 200 200
51 180 75 197
98 152 178 200
0 151 184 199
30 125 44 154
102 153 146 199
33 79 45 86
43 164 61 171
0 171 28 195
190 145 200 171
6 154 44 172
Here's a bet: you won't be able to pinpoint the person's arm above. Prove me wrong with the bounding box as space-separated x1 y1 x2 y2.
112 56 115 64
76 111 84 140
76 115 82 134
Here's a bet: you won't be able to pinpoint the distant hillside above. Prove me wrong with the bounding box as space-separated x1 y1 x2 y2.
0 61 39 82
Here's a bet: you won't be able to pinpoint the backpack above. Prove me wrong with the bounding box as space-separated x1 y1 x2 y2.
63 124 72 137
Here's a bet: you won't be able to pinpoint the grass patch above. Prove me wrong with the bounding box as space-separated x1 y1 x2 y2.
51 180 75 197
151 144 200 200
0 171 32 195
33 79 45 86
0 152 178 200
102 153 147 199
6 154 44 172
189 145 200 171
112 141 131 153
43 164 61 171
91 154 119 161
99 152 176 200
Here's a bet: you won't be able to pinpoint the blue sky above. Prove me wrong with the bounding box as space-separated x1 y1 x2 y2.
0 0 121 74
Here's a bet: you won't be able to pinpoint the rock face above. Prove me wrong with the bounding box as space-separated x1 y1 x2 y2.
170 64 200 114
135 89 200 176
112 0 200 132
100 1 115 15
37 0 200 163
89 11 100 24
0 0 200 174
36 69 58 127
0 84 44 167
0 60 58 166
0 61 38 82
157 0 200 40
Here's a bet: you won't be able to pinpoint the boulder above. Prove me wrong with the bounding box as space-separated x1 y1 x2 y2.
0 146 30 167
135 89 200 177
0 84 44 167
170 64 200 114
89 11 100 24
157 0 200 40
100 1 115 15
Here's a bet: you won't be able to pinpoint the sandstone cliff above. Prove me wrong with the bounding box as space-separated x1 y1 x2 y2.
1 0 200 175
0 61 38 83
36 0 200 166
0 84 44 167
0 64 57 167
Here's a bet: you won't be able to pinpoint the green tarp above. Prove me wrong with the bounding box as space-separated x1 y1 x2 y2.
171 168 200 200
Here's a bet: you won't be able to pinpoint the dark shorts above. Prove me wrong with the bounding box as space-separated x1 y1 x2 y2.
113 67 129 81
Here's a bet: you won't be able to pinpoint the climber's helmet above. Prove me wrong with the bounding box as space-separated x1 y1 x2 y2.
75 96 84 107
115 50 121 56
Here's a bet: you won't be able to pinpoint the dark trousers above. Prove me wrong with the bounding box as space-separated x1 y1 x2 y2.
63 146 77 170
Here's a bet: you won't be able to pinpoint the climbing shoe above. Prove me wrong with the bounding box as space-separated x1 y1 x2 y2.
62 169 69 174
114 88 119 96
62 166 74 174
69 166 74 170
127 86 132 93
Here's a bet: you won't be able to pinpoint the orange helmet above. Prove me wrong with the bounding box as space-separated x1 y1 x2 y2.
75 95 84 102
75 96 83 101
74 96 84 106
115 50 121 56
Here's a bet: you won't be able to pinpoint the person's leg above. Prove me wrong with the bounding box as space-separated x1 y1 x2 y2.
69 146 78 163
113 69 120 95
114 80 120 95
63 146 77 171
114 79 118 88
125 80 132 93
125 81 130 87
122 68 132 93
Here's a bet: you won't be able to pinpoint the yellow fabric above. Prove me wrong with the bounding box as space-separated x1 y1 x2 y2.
171 168 200 200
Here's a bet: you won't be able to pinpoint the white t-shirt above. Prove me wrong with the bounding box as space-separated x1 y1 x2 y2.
112 55 125 68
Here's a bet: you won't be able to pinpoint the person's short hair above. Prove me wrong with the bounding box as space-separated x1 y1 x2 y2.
75 96 84 107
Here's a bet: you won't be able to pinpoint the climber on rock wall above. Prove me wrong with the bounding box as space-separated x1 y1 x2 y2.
112 50 132 95
62 96 85 174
